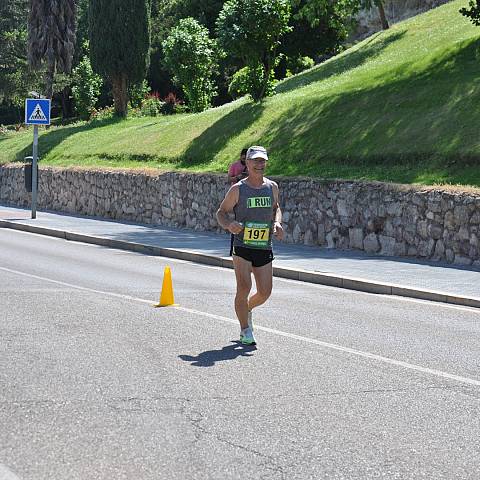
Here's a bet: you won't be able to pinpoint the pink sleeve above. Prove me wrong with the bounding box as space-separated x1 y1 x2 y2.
229 162 244 177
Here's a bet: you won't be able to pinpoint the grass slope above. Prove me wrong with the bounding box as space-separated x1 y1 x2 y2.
1 0 479 187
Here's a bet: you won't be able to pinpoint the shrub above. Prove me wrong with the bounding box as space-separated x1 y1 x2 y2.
228 67 250 99
162 18 218 112
140 93 165 116
283 55 315 78
89 105 115 121
72 55 103 120
129 79 150 109
160 92 186 115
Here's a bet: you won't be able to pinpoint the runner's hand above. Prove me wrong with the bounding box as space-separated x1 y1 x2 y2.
273 221 284 240
228 221 243 235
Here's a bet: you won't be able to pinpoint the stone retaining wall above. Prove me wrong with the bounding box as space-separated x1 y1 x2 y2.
354 0 451 39
1 164 479 266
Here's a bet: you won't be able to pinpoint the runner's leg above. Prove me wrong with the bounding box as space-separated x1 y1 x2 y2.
248 262 273 311
233 255 252 329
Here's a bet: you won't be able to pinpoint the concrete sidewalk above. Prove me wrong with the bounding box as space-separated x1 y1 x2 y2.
1 204 479 309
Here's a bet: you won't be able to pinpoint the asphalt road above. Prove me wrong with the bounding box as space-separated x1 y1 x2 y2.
1 229 480 480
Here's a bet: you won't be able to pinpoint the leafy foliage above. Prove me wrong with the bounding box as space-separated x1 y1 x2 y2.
140 93 164 116
460 0 480 25
72 48 102 119
129 80 150 109
162 0 225 33
161 92 186 114
162 17 218 112
0 0 40 113
279 55 315 78
216 0 291 101
228 67 250 99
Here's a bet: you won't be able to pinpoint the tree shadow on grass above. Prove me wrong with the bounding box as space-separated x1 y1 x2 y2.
177 101 265 167
12 116 124 163
276 30 406 95
260 37 480 185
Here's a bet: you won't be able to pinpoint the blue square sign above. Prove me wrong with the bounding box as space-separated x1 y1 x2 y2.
25 98 51 125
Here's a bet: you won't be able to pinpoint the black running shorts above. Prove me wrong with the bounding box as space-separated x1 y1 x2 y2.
232 246 274 267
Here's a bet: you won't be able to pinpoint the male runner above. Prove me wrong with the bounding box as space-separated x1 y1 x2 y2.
216 146 284 345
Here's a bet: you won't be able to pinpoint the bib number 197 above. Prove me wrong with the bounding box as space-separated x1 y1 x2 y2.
243 221 270 247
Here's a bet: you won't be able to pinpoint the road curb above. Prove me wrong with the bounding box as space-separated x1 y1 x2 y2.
2 219 479 309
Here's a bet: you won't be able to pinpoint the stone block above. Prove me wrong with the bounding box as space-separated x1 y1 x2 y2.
454 254 472 266
349 228 364 250
417 239 435 257
454 205 470 225
428 223 443 240
434 239 445 258
417 220 428 239
317 224 326 245
470 211 480 224
394 241 407 256
304 229 314 245
379 235 396 256
293 224 302 242
162 206 172 219
364 233 380 253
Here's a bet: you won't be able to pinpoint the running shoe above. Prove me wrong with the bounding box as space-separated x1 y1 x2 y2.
240 327 256 345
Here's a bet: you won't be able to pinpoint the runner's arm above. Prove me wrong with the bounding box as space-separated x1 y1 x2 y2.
216 186 243 234
272 182 284 240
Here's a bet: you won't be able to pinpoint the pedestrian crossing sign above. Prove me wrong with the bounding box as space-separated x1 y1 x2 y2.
25 98 51 125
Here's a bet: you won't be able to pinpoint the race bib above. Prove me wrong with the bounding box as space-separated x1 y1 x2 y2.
243 221 270 247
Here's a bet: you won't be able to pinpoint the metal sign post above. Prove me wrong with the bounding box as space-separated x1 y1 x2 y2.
25 97 51 219
32 125 39 218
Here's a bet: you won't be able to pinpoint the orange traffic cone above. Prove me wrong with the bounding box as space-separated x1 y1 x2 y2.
154 266 178 307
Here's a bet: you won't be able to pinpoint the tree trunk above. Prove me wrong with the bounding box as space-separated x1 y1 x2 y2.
112 73 128 117
258 50 274 101
377 2 390 30
44 57 55 99
60 86 74 119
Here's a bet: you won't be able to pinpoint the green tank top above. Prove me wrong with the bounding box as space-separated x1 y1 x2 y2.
233 179 275 250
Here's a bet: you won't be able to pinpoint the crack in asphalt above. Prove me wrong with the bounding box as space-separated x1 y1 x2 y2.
0 384 469 409
180 402 287 480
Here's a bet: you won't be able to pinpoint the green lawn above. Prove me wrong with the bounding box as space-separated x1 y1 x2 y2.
2 0 480 187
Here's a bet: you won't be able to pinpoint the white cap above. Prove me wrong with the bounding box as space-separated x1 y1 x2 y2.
246 145 268 160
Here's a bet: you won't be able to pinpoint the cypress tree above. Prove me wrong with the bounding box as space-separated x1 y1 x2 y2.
89 0 151 117
28 0 77 99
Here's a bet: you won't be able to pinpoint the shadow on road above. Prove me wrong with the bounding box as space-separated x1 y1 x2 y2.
179 340 256 367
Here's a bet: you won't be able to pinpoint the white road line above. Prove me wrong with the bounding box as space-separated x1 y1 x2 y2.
0 464 21 480
4 229 479 313
0 266 152 305
177 306 480 387
2 266 480 388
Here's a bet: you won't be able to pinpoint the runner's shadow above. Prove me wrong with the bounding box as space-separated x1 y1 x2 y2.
179 340 256 367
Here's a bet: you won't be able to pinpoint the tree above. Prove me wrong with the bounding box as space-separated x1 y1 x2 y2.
164 0 224 34
282 0 358 63
162 18 218 112
216 0 291 101
89 0 151 117
0 0 38 116
27 0 77 99
361 0 389 30
460 0 480 25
